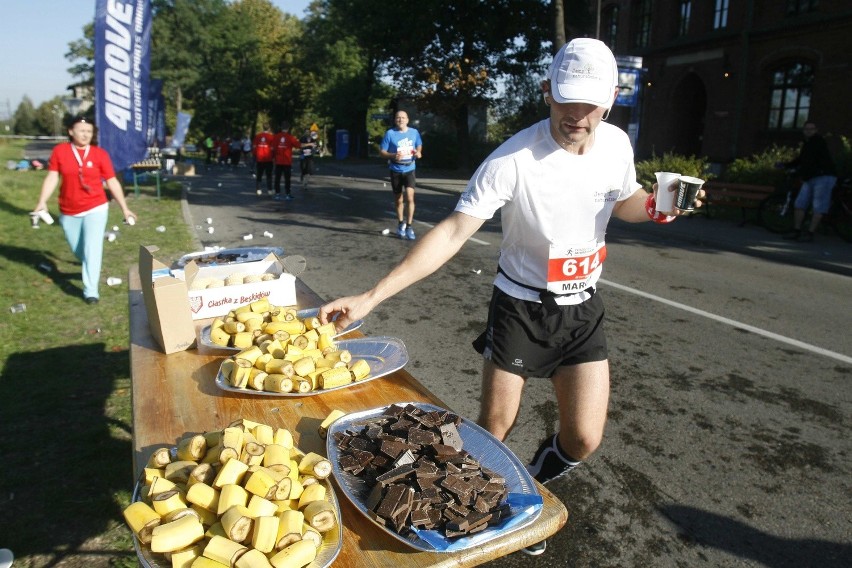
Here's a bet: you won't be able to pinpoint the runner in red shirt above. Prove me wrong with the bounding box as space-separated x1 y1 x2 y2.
253 124 274 196
272 121 301 200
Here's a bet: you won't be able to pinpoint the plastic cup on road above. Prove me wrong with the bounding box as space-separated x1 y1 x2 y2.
654 172 680 214
676 176 705 211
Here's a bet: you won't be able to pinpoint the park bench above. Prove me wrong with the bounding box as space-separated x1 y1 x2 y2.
700 181 776 225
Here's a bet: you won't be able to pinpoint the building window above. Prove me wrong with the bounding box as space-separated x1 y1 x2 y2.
714 0 729 29
633 0 653 48
787 0 819 15
602 5 619 50
768 62 813 130
678 1 692 35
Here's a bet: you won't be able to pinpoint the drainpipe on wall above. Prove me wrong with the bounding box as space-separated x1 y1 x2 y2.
731 0 755 159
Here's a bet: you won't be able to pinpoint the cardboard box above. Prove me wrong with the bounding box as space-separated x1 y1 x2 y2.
183 253 297 320
172 162 195 176
139 245 197 354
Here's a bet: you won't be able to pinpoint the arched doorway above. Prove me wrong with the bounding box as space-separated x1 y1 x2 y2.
671 73 707 156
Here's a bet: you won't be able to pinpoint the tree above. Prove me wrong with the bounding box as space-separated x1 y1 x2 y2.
13 97 38 135
303 0 418 159
35 98 68 136
386 0 549 168
65 22 95 94
553 0 566 49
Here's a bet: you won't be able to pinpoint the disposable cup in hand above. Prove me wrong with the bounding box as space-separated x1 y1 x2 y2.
38 210 54 224
676 176 705 211
654 172 680 214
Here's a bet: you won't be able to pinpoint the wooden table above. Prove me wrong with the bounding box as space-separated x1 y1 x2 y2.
128 266 568 566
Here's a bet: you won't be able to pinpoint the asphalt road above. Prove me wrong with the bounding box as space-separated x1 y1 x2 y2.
171 163 850 568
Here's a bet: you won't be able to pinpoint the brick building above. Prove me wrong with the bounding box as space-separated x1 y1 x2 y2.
600 0 852 168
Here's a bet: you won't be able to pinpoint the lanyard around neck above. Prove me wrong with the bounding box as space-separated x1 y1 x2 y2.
72 145 90 168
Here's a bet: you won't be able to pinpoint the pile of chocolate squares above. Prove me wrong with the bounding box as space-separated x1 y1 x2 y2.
332 403 513 538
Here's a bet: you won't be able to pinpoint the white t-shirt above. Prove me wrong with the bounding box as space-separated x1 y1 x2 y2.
455 119 641 305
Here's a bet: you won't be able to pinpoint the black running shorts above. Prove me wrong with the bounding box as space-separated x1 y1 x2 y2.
389 170 417 194
472 286 608 378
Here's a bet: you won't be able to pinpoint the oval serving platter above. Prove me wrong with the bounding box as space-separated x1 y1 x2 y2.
214 336 409 397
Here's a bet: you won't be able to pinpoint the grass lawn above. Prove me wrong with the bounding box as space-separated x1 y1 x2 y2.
0 139 196 567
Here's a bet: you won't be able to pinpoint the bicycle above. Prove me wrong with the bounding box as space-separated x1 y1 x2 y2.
759 175 852 242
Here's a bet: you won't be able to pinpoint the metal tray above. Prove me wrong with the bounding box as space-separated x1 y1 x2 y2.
215 336 409 397
200 308 363 351
131 450 343 568
325 402 543 553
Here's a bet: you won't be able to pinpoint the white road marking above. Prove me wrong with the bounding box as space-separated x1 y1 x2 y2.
599 278 852 364
329 191 351 200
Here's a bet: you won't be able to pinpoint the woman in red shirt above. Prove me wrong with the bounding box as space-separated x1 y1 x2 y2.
34 117 137 304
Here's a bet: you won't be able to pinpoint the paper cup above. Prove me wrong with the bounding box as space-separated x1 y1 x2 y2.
654 172 680 214
676 176 705 211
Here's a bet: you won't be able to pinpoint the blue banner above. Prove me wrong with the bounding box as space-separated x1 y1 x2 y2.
171 112 192 149
146 79 164 147
94 0 152 170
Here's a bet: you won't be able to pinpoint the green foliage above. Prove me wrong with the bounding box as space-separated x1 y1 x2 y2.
488 74 546 144
635 152 714 192
13 96 38 135
725 144 797 185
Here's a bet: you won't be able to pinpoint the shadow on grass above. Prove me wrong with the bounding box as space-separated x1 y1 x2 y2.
0 243 83 300
0 343 134 563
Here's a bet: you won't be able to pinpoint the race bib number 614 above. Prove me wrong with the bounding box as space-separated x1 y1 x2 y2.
546 243 607 294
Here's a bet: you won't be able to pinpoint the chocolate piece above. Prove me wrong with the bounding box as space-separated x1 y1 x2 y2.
394 449 417 467
366 483 385 511
385 404 408 416
414 459 438 474
371 455 391 470
439 422 464 451
375 463 415 486
375 484 408 518
348 436 373 451
389 417 415 432
380 439 408 459
339 454 363 474
409 508 433 528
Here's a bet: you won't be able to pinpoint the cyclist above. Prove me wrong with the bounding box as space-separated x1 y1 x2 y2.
782 122 837 242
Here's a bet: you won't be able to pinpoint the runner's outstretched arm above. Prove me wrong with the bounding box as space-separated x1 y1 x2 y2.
319 211 484 329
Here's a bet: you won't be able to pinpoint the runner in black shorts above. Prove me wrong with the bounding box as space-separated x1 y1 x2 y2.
390 171 417 195
473 287 608 378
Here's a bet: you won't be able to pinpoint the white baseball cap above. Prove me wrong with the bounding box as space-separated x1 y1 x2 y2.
548 38 619 109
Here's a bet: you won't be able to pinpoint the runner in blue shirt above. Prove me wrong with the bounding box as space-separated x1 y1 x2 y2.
380 111 423 240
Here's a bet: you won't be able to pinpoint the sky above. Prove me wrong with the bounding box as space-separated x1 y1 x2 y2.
0 0 311 118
